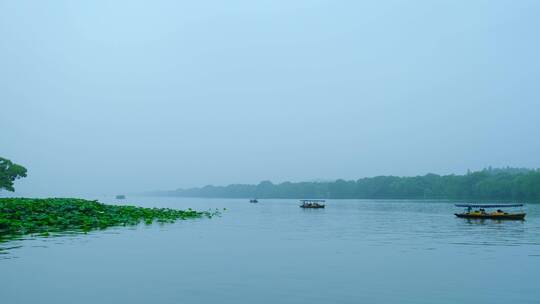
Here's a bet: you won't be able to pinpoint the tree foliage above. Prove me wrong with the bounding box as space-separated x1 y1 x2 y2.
0 157 27 192
165 167 540 200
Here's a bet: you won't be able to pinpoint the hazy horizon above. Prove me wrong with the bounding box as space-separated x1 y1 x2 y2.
2 1 539 196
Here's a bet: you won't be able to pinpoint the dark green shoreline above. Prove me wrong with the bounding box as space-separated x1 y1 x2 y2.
0 198 218 241
158 168 540 200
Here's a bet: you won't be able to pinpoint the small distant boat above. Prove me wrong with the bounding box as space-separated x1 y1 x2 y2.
250 199 258 203
454 204 525 220
115 195 126 199
300 199 325 209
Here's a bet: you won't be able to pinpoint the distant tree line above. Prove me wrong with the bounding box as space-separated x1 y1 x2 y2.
158 167 540 200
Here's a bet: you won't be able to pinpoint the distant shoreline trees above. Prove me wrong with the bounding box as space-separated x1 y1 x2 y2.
157 167 540 200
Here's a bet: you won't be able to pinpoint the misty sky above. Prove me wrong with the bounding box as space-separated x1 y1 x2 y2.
1 1 539 196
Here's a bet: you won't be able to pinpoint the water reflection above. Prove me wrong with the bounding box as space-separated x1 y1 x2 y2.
3 199 536 254
1 198 539 304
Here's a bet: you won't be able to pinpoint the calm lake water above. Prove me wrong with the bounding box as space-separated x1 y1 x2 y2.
2 197 540 304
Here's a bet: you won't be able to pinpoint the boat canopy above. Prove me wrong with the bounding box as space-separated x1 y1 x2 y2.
300 199 326 202
455 204 523 208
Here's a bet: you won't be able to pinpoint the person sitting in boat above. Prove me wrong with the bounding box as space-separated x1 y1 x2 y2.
493 209 507 215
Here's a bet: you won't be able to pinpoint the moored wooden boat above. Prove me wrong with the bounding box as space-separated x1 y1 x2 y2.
300 199 325 208
454 204 525 220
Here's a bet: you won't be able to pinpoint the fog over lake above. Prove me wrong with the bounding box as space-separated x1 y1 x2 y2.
1 1 539 196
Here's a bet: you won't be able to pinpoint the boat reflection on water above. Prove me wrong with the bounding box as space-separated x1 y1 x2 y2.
461 217 527 227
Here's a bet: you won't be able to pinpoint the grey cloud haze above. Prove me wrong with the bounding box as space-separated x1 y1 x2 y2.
1 1 539 196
